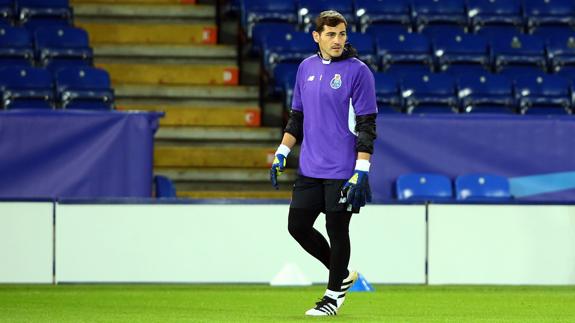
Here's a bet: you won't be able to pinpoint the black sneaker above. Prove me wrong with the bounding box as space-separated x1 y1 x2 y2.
304 296 338 316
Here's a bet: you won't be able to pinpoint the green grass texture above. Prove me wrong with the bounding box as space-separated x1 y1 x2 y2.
1 284 574 322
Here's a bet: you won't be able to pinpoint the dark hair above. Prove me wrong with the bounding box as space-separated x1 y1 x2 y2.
315 10 347 33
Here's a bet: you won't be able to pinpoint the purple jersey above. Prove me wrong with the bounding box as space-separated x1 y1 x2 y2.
291 55 378 179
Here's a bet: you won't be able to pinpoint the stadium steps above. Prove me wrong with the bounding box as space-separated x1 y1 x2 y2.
72 0 290 199
118 104 260 126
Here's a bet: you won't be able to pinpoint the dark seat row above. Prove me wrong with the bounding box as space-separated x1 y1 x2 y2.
0 25 91 71
0 0 72 30
0 66 114 110
396 173 512 201
241 0 575 44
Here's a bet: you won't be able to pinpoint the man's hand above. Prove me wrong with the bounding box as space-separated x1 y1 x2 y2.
340 160 372 209
270 154 286 190
270 144 290 190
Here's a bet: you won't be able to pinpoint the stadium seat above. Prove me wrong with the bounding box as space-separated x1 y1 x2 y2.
154 175 177 198
241 0 297 39
373 72 402 113
17 0 72 30
455 174 512 201
0 66 54 109
433 32 490 73
55 67 114 110
298 0 355 32
523 0 575 33
467 0 523 33
376 31 433 72
262 31 316 74
514 73 572 115
421 24 467 41
35 26 92 71
545 29 575 73
457 73 515 114
271 61 298 97
396 173 453 201
0 0 14 25
355 0 412 32
0 26 34 67
411 0 467 32
400 73 458 114
365 24 410 37
251 22 296 55
490 34 547 74
347 32 377 71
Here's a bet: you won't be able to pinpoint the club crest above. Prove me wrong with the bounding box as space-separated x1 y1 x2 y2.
330 74 342 89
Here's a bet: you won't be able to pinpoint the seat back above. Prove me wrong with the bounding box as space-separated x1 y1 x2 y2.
455 174 512 200
524 0 575 31
433 33 489 71
412 0 467 31
514 73 571 113
263 31 315 72
490 34 546 72
35 26 93 69
298 0 355 32
0 66 54 109
241 0 297 38
376 31 432 69
55 66 114 110
467 0 522 31
396 173 453 201
347 32 377 70
0 26 33 66
355 0 411 32
457 73 514 111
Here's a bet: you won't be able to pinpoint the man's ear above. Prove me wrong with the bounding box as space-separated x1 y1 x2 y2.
312 31 320 44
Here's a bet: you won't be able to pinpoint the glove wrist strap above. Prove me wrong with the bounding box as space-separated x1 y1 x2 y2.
355 159 370 172
276 144 291 157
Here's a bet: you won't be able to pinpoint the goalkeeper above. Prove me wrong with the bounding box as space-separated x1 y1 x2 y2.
269 10 377 317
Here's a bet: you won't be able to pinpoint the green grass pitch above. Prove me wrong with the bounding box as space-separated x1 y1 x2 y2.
1 284 575 322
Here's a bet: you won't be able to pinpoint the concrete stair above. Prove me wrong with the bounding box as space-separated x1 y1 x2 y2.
73 0 289 199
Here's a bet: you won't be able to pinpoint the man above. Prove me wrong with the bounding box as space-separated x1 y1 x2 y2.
269 10 378 316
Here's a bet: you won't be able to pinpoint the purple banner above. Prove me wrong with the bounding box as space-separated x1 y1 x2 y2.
0 110 161 199
371 115 575 202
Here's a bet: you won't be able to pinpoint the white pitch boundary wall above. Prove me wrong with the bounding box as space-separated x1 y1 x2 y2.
2 202 575 285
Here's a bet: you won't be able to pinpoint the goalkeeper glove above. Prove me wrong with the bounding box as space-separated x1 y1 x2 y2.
341 160 372 209
270 144 290 190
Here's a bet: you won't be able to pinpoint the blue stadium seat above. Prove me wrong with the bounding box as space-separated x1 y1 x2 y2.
365 24 410 37
251 22 296 55
0 26 33 66
491 34 547 74
433 32 490 73
17 0 72 30
347 32 377 71
55 67 114 110
241 0 297 39
457 73 515 113
262 31 315 74
298 0 355 32
524 0 575 33
154 175 177 198
396 173 453 201
421 24 467 41
545 29 575 73
514 73 572 115
0 0 14 25
376 31 433 72
282 66 298 109
35 26 92 72
411 0 467 32
0 66 54 109
272 61 298 98
355 0 412 32
467 0 522 33
475 25 525 41
400 73 458 114
455 174 512 201
373 72 402 113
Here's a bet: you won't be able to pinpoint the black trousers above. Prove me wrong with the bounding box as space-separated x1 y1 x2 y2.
287 175 353 291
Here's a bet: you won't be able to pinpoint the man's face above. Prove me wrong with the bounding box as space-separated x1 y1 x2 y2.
313 23 347 60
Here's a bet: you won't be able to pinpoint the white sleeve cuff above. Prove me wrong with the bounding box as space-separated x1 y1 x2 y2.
355 159 371 172
275 144 291 157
